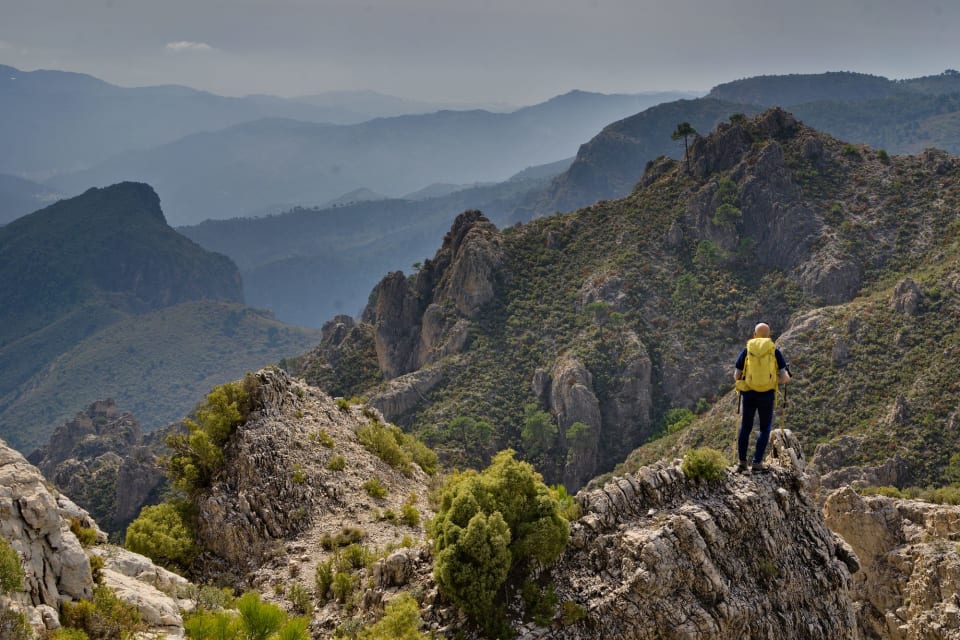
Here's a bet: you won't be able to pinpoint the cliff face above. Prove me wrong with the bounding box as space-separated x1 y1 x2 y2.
1 439 95 634
362 210 503 381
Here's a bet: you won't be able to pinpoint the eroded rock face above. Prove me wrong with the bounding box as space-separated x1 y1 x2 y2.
891 277 922 316
549 357 601 490
29 400 165 535
363 211 503 384
824 487 960 639
544 461 860 639
810 435 911 493
370 271 422 378
368 364 450 422
0 439 93 618
191 368 434 586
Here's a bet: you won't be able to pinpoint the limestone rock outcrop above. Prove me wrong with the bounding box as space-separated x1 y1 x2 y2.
92 546 191 631
543 461 860 639
824 487 960 639
28 399 166 535
363 211 503 383
0 440 94 607
549 357 601 490
191 368 433 585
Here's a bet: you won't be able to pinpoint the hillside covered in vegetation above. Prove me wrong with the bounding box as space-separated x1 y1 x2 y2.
291 108 960 493
0 183 321 451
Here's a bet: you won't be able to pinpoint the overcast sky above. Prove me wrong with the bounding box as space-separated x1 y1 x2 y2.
1 0 958 105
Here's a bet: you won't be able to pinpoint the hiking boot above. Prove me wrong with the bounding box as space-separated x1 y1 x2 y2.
750 462 769 473
736 461 749 473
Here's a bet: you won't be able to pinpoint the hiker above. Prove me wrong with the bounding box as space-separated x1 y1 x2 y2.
734 322 790 472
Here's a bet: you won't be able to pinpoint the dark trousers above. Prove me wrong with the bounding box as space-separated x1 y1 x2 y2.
738 390 775 463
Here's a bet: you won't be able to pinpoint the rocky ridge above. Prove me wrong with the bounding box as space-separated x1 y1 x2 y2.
188 368 434 592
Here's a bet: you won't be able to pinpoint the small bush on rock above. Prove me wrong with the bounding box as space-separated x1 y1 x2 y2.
681 447 729 482
0 535 24 594
357 593 428 640
167 377 255 494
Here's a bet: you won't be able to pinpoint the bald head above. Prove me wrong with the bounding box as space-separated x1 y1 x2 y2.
754 323 771 338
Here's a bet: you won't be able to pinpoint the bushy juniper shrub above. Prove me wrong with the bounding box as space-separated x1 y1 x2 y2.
124 500 196 573
429 450 569 636
681 447 729 482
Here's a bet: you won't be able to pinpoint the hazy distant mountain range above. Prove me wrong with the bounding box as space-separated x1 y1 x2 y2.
531 70 960 216
40 88 696 225
179 159 571 325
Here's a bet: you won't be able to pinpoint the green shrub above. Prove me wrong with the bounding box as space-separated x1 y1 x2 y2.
88 555 105 584
522 580 558 627
321 527 366 550
69 517 98 547
662 408 695 435
341 544 372 570
182 584 235 612
549 484 581 521
291 465 307 485
316 429 335 448
560 600 587 626
681 448 729 482
49 628 91 640
327 454 346 471
712 203 742 228
357 593 428 639
400 504 420 528
61 585 144 640
184 610 239 640
331 572 357 604
0 609 33 640
315 559 334 603
124 501 196 572
357 421 438 476
167 378 255 494
276 617 310 640
336 398 351 412
287 583 312 615
358 422 412 473
237 592 286 640
429 450 569 634
0 535 24 594
363 478 388 498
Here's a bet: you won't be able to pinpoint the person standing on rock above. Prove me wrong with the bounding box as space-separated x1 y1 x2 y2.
734 322 790 472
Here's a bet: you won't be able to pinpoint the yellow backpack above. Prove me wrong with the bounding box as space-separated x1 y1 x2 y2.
735 337 778 392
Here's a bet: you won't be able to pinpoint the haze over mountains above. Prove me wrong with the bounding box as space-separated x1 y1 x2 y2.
0 182 320 450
